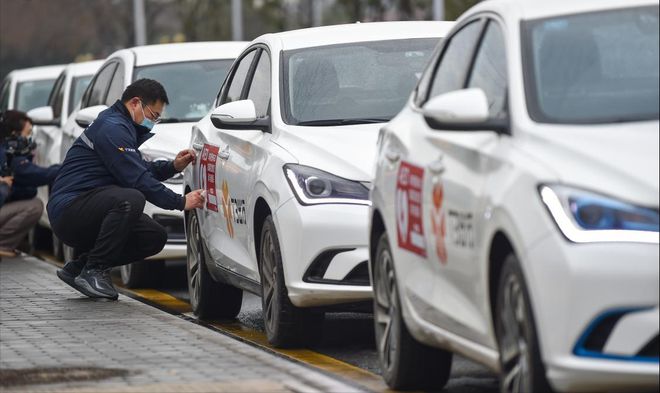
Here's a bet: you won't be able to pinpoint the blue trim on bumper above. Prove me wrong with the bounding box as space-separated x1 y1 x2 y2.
573 307 659 363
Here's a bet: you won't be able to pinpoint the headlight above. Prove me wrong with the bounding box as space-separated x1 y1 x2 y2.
141 150 183 185
539 184 659 244
284 164 370 206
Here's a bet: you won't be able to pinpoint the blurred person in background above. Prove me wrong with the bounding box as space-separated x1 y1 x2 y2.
48 79 204 300
0 110 60 258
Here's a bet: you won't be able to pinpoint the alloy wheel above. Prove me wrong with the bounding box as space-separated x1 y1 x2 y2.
187 213 202 309
260 225 279 335
374 243 399 374
499 274 532 393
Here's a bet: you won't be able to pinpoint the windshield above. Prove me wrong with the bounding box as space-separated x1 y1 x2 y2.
134 59 234 122
523 6 659 124
68 75 93 116
282 38 438 126
14 79 56 111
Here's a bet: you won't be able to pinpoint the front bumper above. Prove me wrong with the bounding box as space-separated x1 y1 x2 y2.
526 232 659 392
273 198 373 307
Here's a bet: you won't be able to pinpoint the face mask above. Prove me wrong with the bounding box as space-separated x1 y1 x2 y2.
139 105 155 130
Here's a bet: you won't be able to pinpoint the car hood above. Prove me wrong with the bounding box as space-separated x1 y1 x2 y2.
275 123 382 182
518 120 659 207
139 122 195 156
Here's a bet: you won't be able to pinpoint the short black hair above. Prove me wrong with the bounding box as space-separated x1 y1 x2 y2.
0 110 32 138
121 78 169 105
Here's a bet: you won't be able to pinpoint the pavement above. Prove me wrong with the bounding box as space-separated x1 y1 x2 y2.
0 254 366 393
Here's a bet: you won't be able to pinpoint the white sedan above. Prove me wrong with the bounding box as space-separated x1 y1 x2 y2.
59 42 247 286
369 0 659 392
183 21 453 347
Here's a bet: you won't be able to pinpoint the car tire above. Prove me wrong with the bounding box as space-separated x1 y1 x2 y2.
186 210 243 319
495 254 553 393
52 233 64 261
259 215 324 348
28 225 51 254
373 232 452 390
120 260 165 288
62 244 79 263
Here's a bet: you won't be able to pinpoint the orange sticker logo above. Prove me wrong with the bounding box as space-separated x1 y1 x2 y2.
431 182 447 264
221 180 234 238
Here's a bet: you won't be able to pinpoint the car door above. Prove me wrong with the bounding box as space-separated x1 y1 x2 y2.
381 20 485 327
219 48 273 282
34 71 66 168
197 49 259 277
422 18 509 347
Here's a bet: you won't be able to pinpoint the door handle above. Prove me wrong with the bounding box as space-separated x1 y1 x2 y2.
428 157 445 175
385 149 400 163
218 146 230 160
192 142 204 151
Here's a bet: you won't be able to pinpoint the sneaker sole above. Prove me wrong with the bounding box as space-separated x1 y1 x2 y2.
56 269 98 297
71 275 119 300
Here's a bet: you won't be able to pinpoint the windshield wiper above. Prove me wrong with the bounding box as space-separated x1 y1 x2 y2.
297 118 390 126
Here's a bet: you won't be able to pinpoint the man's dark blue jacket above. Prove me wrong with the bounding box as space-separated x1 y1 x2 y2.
1 142 60 206
48 101 184 223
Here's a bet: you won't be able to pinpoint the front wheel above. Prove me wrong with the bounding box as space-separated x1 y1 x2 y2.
495 254 553 393
187 210 242 319
259 215 324 348
373 231 452 390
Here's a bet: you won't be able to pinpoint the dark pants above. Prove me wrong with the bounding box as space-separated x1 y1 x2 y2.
51 186 167 268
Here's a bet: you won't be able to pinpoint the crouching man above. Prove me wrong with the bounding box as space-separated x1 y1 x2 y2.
47 79 204 300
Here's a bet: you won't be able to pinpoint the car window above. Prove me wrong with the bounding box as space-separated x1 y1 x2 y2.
467 21 508 119
283 38 438 125
0 79 11 111
135 59 233 122
427 21 483 100
49 72 66 121
14 79 57 112
247 51 271 118
87 63 117 107
68 75 93 116
105 64 125 106
222 50 257 105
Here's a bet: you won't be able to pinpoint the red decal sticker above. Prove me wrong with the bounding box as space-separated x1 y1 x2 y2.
431 183 448 264
199 144 219 212
396 162 426 257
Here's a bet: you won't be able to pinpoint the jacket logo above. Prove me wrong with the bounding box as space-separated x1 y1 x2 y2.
118 147 137 153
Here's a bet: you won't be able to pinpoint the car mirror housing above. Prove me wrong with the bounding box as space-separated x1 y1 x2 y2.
75 105 107 128
422 88 509 134
27 106 58 126
210 100 270 133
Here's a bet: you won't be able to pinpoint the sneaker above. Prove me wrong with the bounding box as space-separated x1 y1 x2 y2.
56 258 87 288
73 266 118 300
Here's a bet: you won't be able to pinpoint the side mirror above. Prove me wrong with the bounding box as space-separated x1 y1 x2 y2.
75 105 107 128
210 100 270 133
27 106 57 126
422 88 509 134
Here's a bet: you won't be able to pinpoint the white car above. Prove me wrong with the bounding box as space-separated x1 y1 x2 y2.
59 42 247 287
26 60 103 258
0 64 65 112
369 0 659 392
183 21 454 347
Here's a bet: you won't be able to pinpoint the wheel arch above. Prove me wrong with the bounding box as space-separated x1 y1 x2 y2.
487 230 516 333
369 208 386 279
253 196 272 267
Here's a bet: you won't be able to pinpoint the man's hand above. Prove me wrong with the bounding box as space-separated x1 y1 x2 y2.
184 189 205 211
173 149 196 172
0 176 13 187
